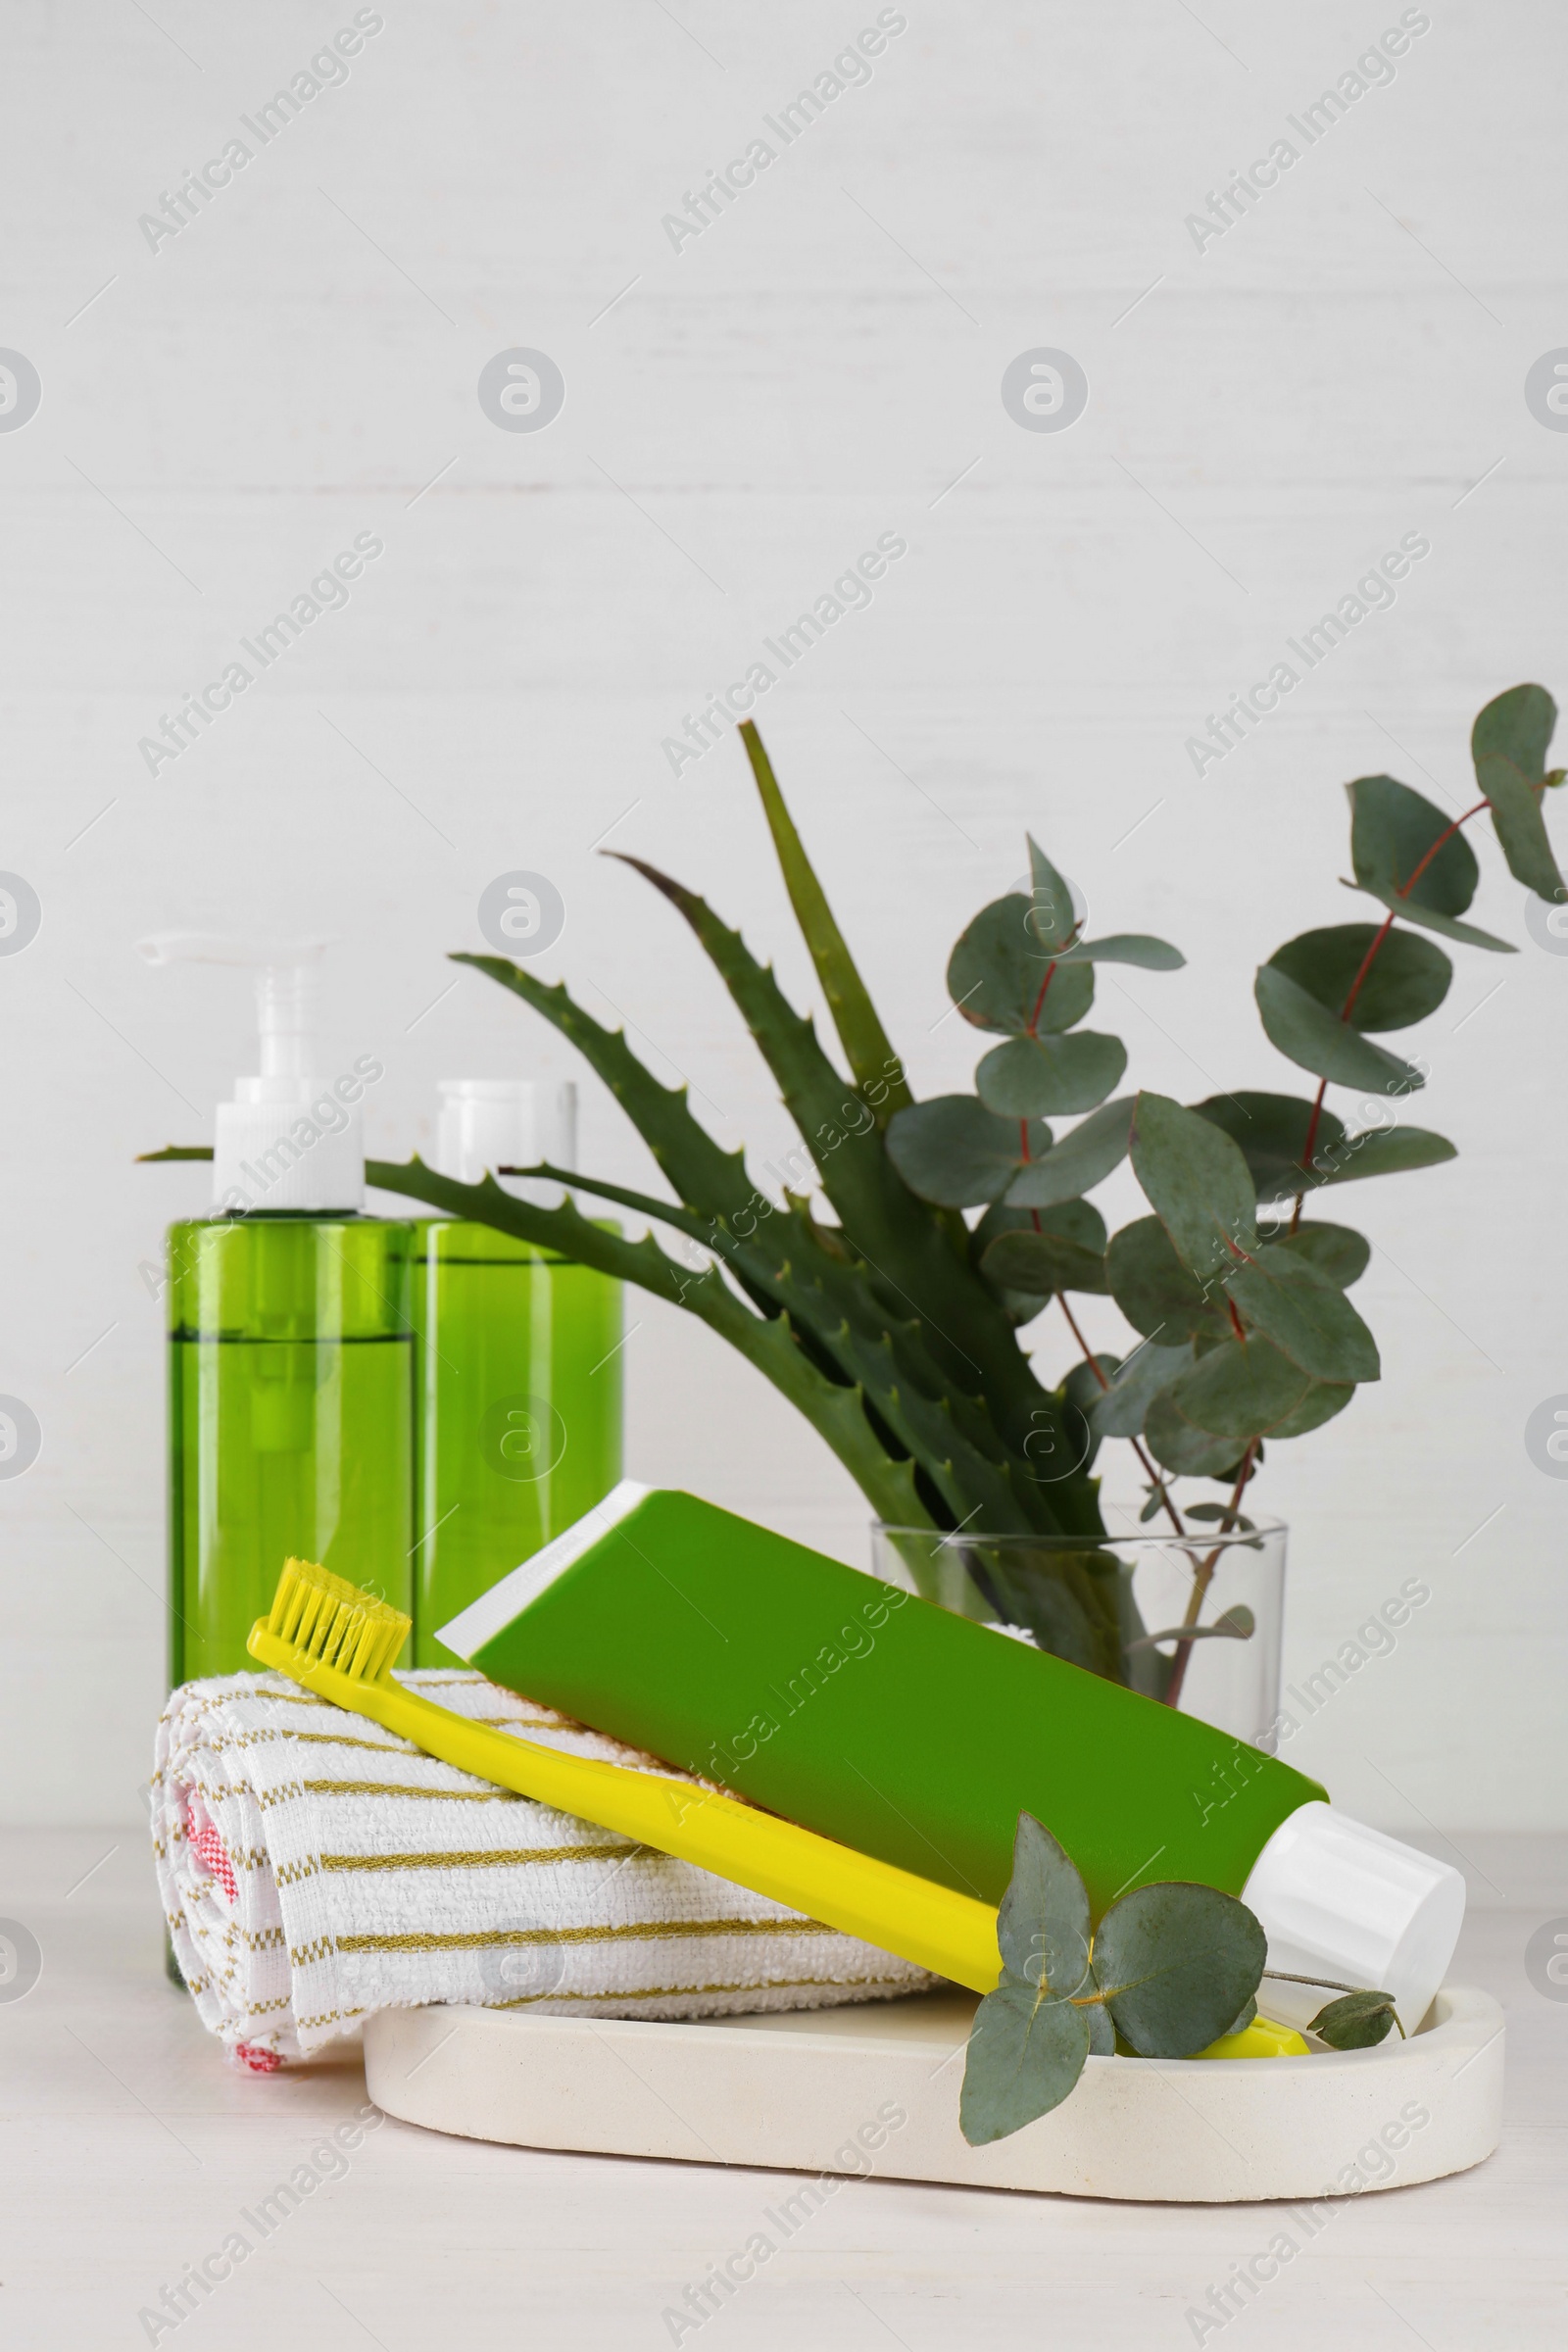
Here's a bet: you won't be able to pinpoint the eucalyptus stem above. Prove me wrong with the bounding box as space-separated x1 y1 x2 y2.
1054 1295 1188 1541
1162 1439 1255 1708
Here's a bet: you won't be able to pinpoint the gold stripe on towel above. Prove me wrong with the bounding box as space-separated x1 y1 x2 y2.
321 1916 840 1959
296 1779 519 1803
317 1843 639 1873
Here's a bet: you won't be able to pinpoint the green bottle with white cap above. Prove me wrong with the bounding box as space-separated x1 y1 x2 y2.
140 934 416 1689
409 1078 622 1667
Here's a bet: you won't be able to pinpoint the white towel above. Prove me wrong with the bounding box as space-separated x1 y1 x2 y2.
151 1668 937 2067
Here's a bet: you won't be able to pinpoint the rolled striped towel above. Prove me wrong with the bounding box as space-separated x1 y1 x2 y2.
152 1668 937 2066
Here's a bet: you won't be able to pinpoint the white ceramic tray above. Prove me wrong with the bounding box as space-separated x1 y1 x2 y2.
364 1983 1503 2202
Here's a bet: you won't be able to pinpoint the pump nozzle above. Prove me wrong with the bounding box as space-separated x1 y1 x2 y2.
136 933 366 1215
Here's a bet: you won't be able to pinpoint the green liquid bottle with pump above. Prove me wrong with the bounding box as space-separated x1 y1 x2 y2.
141 935 416 1688
410 1080 622 1666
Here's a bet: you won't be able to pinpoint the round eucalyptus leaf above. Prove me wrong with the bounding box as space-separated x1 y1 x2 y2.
1311 1124 1457 1188
981 1226 1107 1298
1265 1223 1370 1287
1472 682 1556 782
1063 1352 1121 1448
1092 1883 1266 2058
1349 773 1515 952
1349 772 1480 921
1190 1093 1347 1201
971 1200 1102 1321
977 1031 1127 1119
885 1096 1051 1207
958 1976 1092 2145
995 1813 1093 1991
1265 1376 1354 1438
1308 1988 1400 2049
1087 1340 1192 1441
1255 964 1426 1093
1129 1093 1258 1280
1160 1330 1313 1440
1104 1216 1230 1344
1004 1097 1136 1208
1037 1197 1107 1253
1476 749 1563 901
1025 835 1081 955
948 898 1094 1037
1267 924 1451 1033
1055 932 1185 971
1144 1388 1254 1478
1224 1253 1380 1383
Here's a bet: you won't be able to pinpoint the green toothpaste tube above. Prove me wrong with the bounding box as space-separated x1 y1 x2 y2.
441 1483 1464 2029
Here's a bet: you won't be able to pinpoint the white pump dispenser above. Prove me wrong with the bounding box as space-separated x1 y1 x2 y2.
137 934 374 1214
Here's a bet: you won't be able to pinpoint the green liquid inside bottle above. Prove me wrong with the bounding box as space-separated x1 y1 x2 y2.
167 1215 416 1687
410 1223 622 1667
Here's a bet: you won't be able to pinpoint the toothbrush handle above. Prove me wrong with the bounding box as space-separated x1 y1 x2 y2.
246 1624 1004 1992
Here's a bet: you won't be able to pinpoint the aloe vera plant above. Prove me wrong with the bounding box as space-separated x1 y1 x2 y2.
356 691 1560 1690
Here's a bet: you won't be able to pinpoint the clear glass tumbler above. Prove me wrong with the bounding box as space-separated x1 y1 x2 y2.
869 1519 1286 1746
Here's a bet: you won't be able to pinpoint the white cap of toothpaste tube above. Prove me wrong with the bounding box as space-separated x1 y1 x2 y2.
435 1079 577 1205
137 934 366 1214
1241 1802 1467 2034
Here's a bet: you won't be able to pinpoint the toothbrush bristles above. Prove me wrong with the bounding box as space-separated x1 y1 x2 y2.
266 1557 410 1682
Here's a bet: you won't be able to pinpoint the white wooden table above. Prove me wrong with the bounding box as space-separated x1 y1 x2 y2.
2 1830 1563 2350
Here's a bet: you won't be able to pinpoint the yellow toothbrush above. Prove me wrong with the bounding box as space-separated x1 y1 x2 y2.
248 1556 1304 2057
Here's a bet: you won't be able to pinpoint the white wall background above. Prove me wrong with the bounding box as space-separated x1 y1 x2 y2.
3 0 1565 1838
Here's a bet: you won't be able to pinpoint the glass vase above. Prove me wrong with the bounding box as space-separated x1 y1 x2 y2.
869 1519 1286 1746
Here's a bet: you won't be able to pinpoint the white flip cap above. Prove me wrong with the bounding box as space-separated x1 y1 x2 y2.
435 1079 576 1203
1241 1801 1466 2034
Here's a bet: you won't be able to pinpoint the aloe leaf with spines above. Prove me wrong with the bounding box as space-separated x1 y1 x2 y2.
167 694 1545 1691
363 1161 938 1531
591 854 1072 1468
513 1158 1002 1477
